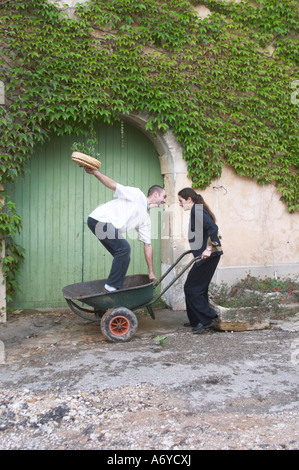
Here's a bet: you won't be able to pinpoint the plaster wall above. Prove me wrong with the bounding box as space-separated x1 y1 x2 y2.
161 163 299 310
48 0 88 18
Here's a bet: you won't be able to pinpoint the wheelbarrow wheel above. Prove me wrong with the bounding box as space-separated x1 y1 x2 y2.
101 307 138 342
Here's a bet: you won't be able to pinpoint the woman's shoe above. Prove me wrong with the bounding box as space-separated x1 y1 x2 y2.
192 321 214 334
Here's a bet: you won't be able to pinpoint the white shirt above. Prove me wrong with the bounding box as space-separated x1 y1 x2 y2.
89 184 151 244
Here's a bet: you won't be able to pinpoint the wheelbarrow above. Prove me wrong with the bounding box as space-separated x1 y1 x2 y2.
62 250 201 342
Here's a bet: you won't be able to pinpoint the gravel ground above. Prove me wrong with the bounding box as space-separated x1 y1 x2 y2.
0 308 298 450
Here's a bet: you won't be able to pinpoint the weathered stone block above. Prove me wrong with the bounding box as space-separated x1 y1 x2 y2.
213 303 270 332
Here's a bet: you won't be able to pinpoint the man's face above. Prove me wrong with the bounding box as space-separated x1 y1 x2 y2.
155 189 167 207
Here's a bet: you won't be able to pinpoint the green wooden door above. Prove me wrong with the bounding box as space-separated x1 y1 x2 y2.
8 122 163 309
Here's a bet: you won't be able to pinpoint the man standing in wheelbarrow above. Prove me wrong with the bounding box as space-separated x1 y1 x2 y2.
84 167 167 292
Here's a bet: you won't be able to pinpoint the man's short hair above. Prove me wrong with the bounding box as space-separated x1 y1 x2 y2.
147 185 164 197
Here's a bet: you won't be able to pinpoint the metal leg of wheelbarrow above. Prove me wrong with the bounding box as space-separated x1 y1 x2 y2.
66 299 103 322
145 304 155 319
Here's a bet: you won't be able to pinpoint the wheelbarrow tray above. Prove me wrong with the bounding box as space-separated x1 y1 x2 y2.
62 251 201 341
63 274 153 313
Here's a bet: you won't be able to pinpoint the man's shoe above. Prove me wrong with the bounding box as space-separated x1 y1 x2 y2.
192 321 214 334
104 284 117 292
183 322 192 327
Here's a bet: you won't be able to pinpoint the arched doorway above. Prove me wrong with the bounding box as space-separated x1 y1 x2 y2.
8 121 163 309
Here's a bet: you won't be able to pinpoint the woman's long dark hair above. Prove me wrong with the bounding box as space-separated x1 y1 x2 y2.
178 188 216 222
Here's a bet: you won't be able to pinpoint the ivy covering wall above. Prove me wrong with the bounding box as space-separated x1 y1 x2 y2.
0 0 298 298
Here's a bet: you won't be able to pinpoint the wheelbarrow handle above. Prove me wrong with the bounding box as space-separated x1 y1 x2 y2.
149 254 202 305
150 252 202 304
153 250 193 289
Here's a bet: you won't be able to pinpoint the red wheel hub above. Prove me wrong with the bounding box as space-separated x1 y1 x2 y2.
109 315 130 336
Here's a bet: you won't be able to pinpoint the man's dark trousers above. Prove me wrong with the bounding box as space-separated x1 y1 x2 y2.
87 217 131 289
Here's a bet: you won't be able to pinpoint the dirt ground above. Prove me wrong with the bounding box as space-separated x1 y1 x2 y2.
0 306 298 450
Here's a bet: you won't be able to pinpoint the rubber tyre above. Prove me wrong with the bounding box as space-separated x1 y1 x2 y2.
101 307 138 342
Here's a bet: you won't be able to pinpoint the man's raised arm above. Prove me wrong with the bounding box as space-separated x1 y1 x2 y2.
84 167 117 191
